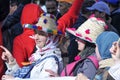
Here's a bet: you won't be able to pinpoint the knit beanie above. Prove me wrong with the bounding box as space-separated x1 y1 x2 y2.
21 3 44 25
96 31 119 59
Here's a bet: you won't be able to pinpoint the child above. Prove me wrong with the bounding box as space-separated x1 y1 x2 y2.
1 14 63 79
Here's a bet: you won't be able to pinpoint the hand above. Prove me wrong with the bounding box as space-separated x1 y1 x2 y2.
75 73 89 80
2 75 15 80
0 46 14 64
45 69 59 77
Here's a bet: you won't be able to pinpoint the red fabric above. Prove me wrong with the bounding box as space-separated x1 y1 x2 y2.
13 3 43 67
57 0 84 34
0 28 5 79
21 3 44 25
13 29 35 67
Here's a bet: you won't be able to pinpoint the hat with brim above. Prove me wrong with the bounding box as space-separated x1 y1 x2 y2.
87 1 110 15
66 15 108 43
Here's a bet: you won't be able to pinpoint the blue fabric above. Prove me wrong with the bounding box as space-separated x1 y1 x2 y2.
106 0 119 5
87 1 110 15
96 31 119 59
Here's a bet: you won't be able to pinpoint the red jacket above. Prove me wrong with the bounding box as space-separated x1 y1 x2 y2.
57 0 84 34
13 29 35 67
0 28 5 79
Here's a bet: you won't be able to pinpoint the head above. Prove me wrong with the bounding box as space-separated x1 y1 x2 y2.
23 13 62 46
87 1 110 21
45 0 58 15
9 0 19 15
57 0 74 15
21 3 44 25
0 0 10 22
67 16 107 58
81 0 95 16
96 31 119 61
105 0 119 12
76 38 96 58
34 29 48 48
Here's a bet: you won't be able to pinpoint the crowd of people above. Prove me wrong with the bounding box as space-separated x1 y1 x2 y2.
0 0 120 80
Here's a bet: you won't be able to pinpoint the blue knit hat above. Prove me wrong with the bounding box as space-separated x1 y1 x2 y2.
96 31 119 59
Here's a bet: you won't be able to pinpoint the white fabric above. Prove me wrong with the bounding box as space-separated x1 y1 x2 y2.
15 76 76 80
30 48 62 78
41 5 47 13
5 59 19 75
108 63 120 80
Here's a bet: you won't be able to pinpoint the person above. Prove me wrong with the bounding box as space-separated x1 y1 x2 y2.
57 0 74 16
12 3 44 67
87 1 119 34
67 0 95 63
65 15 108 79
2 0 32 53
9 0 19 15
75 31 120 80
45 0 61 20
94 31 119 80
0 0 10 79
106 0 120 35
1 13 63 79
108 37 120 80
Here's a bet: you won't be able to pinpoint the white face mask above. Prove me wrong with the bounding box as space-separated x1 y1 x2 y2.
108 64 120 80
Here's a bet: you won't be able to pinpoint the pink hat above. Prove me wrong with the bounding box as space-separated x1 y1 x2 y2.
66 15 108 43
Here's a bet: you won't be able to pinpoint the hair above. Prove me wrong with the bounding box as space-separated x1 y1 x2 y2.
10 0 19 6
34 29 48 37
0 0 10 22
81 0 95 14
45 0 58 6
80 41 96 59
107 1 119 8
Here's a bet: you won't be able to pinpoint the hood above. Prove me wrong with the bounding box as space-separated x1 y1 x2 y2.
21 3 44 25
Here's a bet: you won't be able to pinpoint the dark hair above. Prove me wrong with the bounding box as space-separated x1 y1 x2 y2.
81 0 95 14
107 1 119 8
80 41 96 59
10 0 19 6
34 29 48 37
0 0 10 22
45 0 58 6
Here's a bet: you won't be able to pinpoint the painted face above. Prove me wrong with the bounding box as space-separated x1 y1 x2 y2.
34 34 47 48
95 45 102 61
76 38 86 51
